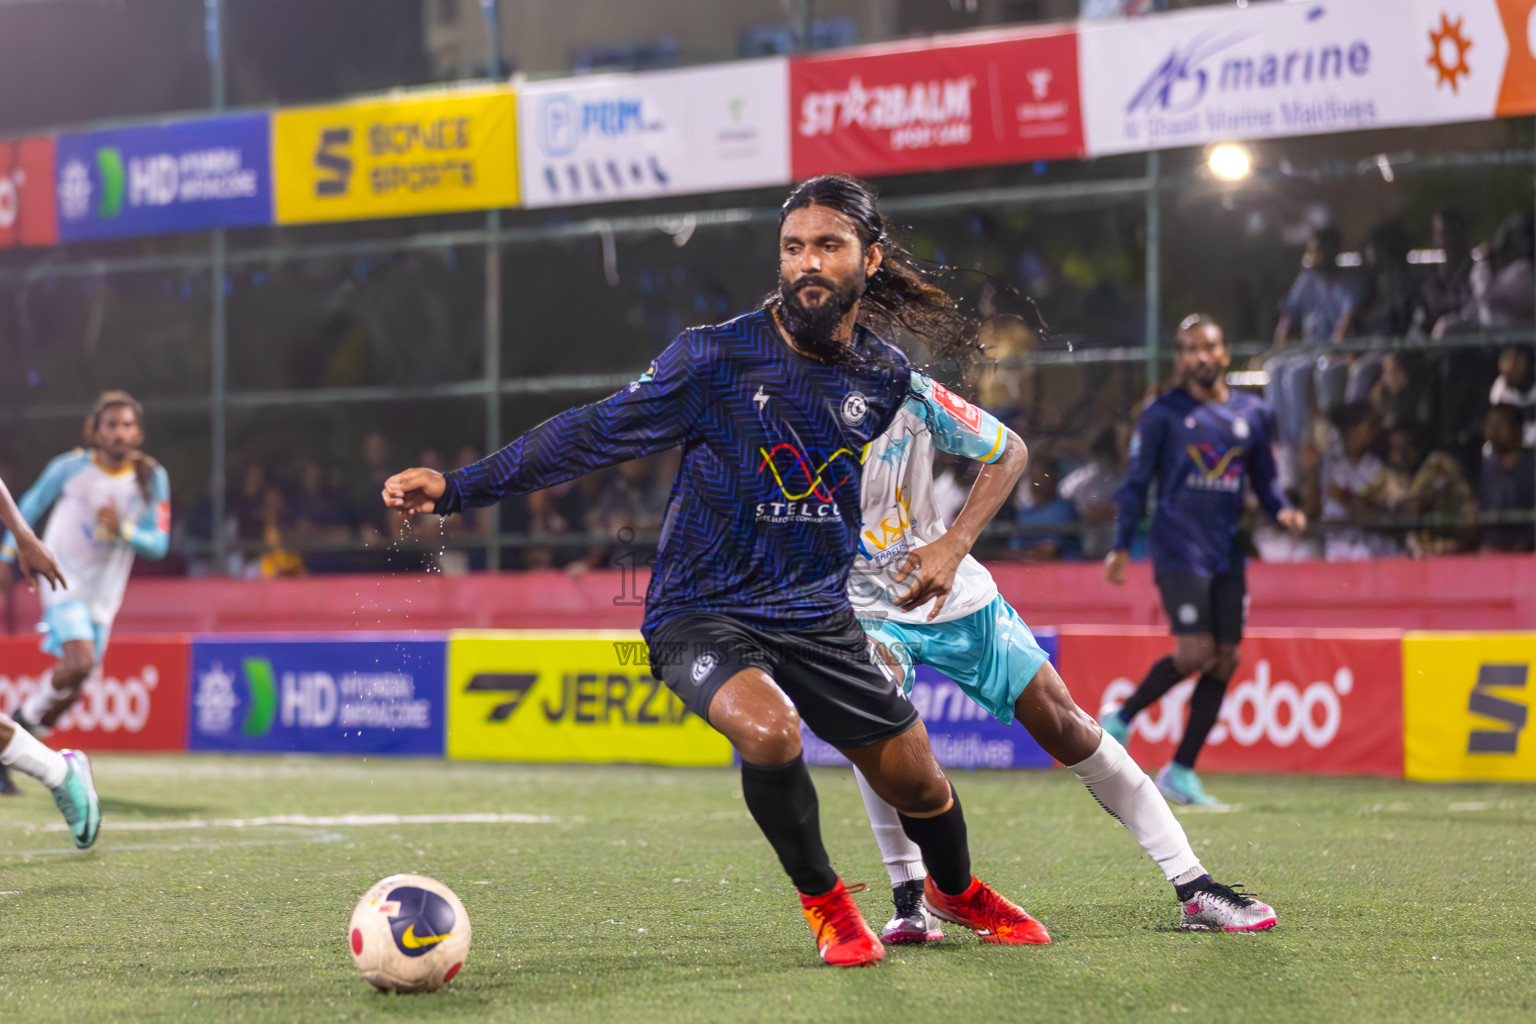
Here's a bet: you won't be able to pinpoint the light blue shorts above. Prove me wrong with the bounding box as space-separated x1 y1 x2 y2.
859 594 1049 725
40 600 110 660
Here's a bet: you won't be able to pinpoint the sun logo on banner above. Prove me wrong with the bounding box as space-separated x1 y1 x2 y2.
1427 12 1473 94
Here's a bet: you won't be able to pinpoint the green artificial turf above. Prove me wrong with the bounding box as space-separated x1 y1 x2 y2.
1 756 1532 1023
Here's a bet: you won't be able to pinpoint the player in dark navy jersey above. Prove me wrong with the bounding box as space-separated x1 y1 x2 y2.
1101 315 1307 806
382 175 1047 965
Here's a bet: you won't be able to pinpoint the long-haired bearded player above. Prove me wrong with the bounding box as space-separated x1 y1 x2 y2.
384 175 1048 967
0 391 170 797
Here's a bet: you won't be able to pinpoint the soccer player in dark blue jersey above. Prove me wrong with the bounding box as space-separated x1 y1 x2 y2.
1102 315 1307 807
383 176 1046 965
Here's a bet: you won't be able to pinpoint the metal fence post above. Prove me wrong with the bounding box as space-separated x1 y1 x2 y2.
485 208 502 571
206 0 228 572
1144 149 1161 391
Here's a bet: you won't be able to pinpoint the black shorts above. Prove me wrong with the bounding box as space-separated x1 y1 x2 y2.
1156 567 1247 645
646 610 918 750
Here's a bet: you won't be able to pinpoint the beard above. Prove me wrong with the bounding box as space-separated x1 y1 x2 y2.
1185 363 1223 390
776 271 864 358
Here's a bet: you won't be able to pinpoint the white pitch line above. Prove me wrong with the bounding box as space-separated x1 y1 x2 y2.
35 812 557 834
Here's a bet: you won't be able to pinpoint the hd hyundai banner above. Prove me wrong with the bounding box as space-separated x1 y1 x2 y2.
0 636 189 751
54 113 272 241
1078 0 1536 156
189 636 445 755
517 59 789 208
1057 627 1404 777
791 27 1083 179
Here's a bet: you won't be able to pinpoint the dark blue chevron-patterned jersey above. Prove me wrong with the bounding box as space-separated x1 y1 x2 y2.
435 308 913 635
1113 387 1289 577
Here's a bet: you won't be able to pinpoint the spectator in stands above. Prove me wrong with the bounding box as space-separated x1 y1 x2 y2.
1488 346 1536 448
1275 225 1356 349
1479 403 1536 553
1419 207 1474 327
1398 445 1478 557
1367 351 1429 432
1354 222 1424 340
1465 212 1535 331
1011 453 1081 562
1059 424 1125 560
289 458 356 573
354 431 399 548
1305 401 1403 561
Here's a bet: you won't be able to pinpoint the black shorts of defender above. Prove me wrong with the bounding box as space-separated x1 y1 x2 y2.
647 610 919 750
1156 567 1248 646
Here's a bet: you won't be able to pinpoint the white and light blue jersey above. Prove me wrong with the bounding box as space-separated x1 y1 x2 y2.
851 374 1007 625
1 449 170 623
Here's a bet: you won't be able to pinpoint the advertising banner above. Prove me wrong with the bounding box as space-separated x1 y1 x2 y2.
273 86 517 224
54 114 271 241
447 631 732 766
791 28 1082 179
1078 0 1523 156
802 630 1057 770
0 136 57 249
1056 627 1403 776
518 59 789 208
1404 632 1536 781
0 636 189 751
189 636 446 755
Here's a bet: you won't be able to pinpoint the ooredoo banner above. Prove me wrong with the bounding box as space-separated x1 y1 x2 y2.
274 86 517 224
447 631 732 766
1056 626 1403 776
518 59 789 208
0 636 189 751
189 636 446 755
54 114 272 241
791 27 1082 179
1404 632 1536 781
0 136 57 249
1078 0 1524 157
802 630 1057 770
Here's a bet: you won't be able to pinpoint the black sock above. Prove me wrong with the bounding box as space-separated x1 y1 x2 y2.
1174 873 1214 902
898 785 972 896
1173 673 1230 769
1119 655 1186 721
739 754 837 896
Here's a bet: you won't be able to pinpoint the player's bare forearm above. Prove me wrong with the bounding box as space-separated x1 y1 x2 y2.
0 476 29 541
946 429 1027 553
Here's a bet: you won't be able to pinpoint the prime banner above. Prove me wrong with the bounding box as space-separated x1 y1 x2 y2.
1079 0 1536 156
54 113 272 241
0 636 189 751
274 86 517 224
447 631 732 766
189 636 446 755
1404 632 1536 781
518 58 789 208
790 27 1083 179
1056 626 1404 776
801 630 1058 770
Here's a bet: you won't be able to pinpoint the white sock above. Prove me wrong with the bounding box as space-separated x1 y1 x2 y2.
0 716 68 789
853 765 927 885
1067 731 1205 884
21 671 63 735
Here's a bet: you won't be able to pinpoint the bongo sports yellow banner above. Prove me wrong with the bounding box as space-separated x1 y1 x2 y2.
446 631 732 766
1403 632 1536 782
273 86 517 224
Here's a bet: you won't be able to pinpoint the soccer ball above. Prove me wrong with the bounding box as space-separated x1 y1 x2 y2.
349 873 471 993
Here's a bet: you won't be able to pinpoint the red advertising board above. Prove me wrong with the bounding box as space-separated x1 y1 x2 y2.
0 136 58 249
0 636 189 751
1057 627 1403 777
790 26 1083 179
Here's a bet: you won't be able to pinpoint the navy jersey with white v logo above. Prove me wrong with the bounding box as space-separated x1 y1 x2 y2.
436 309 913 636
1113 388 1289 577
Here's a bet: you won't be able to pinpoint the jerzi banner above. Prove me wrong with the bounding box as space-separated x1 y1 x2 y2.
447 631 732 766
518 59 789 208
274 86 517 224
189 636 446 755
0 136 57 249
790 27 1083 179
54 113 272 241
1078 0 1530 156
1404 632 1536 782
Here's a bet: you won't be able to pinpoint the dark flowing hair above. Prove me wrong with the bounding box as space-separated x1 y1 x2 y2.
770 174 982 372
83 389 158 500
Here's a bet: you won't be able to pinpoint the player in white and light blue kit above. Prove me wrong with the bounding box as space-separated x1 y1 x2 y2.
0 392 169 793
849 376 1278 937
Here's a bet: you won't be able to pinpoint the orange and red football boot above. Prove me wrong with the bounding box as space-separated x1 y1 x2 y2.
923 876 1051 945
799 879 885 967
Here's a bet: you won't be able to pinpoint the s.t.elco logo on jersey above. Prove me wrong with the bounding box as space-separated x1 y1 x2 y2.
1466 664 1528 755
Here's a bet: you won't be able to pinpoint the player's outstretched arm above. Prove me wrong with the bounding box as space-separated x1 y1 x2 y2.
0 475 65 593
1250 410 1307 535
1106 404 1167 585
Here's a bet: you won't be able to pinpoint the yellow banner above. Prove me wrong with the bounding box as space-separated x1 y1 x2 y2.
274 87 517 224
446 631 733 766
1404 633 1536 781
